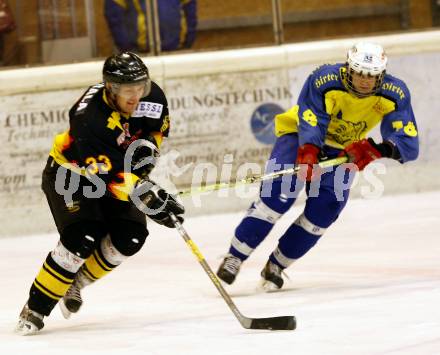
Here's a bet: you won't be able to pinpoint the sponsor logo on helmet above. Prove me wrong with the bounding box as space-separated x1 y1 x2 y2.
363 54 373 63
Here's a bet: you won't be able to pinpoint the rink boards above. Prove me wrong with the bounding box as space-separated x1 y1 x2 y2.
0 31 440 236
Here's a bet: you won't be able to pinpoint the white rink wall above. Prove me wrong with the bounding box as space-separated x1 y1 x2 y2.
1 30 440 236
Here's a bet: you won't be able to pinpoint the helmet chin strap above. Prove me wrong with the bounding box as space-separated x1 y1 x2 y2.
343 66 383 98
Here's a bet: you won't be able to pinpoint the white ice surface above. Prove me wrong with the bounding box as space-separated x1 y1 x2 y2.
1 191 440 355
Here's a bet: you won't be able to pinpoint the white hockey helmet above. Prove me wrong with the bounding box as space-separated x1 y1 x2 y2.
345 42 387 97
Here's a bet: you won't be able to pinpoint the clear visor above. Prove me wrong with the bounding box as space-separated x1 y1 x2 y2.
109 80 152 99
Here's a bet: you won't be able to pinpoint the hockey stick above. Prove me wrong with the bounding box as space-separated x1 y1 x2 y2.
169 212 296 331
178 156 348 197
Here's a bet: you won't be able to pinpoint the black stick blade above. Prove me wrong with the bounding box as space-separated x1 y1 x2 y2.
248 316 296 330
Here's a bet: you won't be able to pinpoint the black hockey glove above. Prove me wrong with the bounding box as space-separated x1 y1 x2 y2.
130 136 160 179
130 179 184 228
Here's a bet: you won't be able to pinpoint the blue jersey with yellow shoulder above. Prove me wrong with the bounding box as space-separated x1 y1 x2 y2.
275 63 419 163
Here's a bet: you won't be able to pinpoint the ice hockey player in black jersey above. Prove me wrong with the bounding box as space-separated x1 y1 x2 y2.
16 52 184 335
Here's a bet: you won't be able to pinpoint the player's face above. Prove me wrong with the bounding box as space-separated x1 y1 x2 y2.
351 72 378 95
115 83 146 114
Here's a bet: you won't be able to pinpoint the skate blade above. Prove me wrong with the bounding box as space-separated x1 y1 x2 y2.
15 320 40 336
257 278 281 293
59 299 72 319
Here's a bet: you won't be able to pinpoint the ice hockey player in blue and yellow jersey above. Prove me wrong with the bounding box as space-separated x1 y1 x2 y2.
217 42 419 291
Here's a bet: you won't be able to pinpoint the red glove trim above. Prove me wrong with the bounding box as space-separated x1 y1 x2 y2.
296 144 320 181
342 139 382 171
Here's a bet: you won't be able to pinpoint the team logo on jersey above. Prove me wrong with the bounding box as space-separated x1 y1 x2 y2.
373 101 389 115
327 118 367 145
132 102 163 119
250 103 284 145
117 123 131 146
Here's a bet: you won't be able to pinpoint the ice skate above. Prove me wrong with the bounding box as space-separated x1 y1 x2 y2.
59 282 83 319
216 254 243 285
15 303 44 335
259 261 284 292
59 268 93 319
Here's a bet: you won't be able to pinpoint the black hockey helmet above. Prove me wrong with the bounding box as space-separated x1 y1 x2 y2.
103 51 150 85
